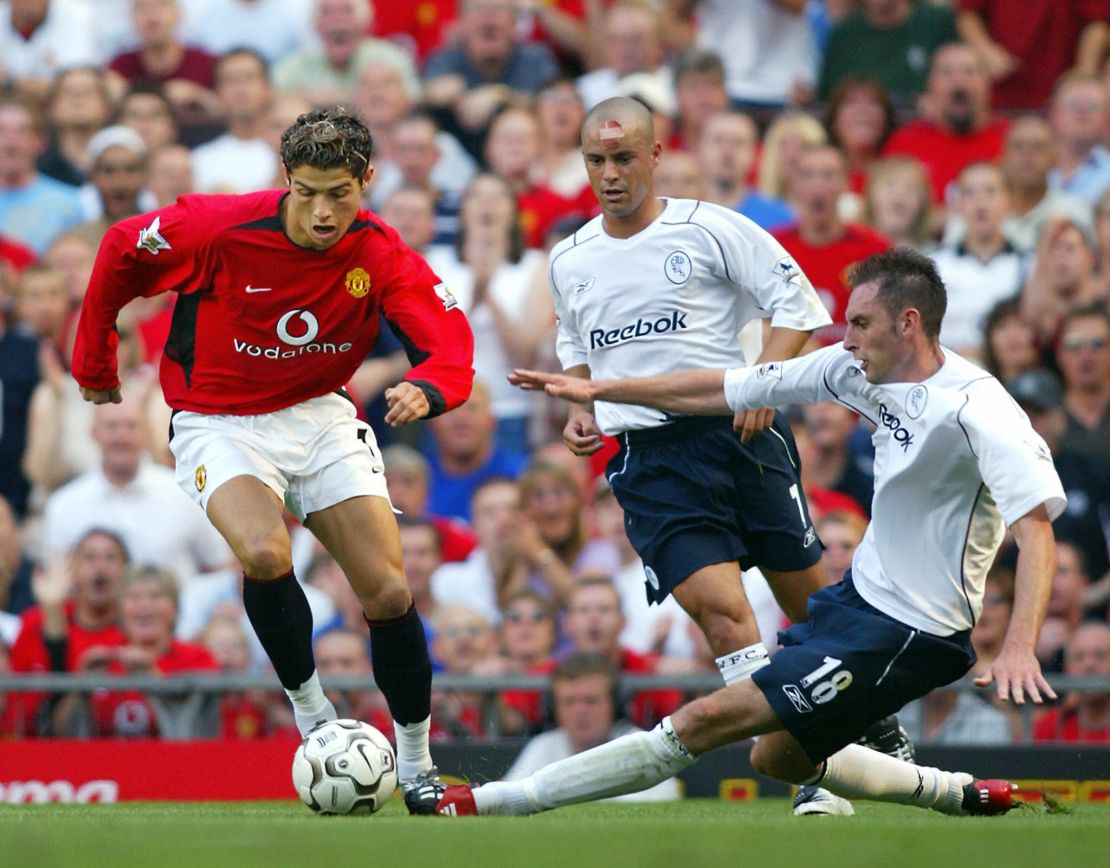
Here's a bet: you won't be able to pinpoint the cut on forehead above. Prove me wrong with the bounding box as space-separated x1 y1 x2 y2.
582 97 654 147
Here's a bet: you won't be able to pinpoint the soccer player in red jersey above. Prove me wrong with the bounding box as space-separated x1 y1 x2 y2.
72 107 474 810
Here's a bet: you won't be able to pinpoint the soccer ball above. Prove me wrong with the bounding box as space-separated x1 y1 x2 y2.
292 719 397 814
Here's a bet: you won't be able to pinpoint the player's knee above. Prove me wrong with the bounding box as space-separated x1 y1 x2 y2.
360 581 411 620
237 536 292 579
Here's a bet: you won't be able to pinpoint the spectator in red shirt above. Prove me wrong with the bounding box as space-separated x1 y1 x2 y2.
882 42 1009 205
562 577 682 729
492 589 558 735
955 0 1110 111
1033 620 1110 743
9 528 129 734
773 144 890 344
200 616 279 739
429 603 499 739
107 0 218 116
66 565 220 737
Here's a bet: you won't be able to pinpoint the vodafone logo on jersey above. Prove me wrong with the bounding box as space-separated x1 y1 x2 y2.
232 307 354 359
276 309 319 346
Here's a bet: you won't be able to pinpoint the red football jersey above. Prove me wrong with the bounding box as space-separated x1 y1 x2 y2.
772 224 890 345
89 640 220 737
73 191 474 416
882 118 1010 204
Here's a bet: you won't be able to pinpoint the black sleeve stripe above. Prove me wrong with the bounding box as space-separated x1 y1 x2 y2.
383 315 430 368
549 230 601 275
164 293 202 388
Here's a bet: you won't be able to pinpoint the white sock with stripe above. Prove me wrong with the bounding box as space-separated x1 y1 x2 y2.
816 743 969 813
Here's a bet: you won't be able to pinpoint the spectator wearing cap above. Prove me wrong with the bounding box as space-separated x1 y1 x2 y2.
74 125 156 243
1006 367 1110 584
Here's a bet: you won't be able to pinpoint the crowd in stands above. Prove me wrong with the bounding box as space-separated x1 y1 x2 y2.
1 0 1109 749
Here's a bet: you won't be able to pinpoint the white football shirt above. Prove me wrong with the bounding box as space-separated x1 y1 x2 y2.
723 346 1067 635
550 198 831 434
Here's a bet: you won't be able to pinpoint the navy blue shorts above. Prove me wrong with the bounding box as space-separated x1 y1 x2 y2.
607 414 821 605
752 575 976 763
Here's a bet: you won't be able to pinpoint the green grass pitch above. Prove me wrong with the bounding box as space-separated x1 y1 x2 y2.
1 799 1106 868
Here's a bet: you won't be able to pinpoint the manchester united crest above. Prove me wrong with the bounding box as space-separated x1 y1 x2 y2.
194 465 207 492
346 267 371 298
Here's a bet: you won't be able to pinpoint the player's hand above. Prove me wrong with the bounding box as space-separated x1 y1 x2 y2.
80 385 123 405
384 381 430 426
732 406 775 443
509 369 597 404
973 646 1057 705
562 406 604 456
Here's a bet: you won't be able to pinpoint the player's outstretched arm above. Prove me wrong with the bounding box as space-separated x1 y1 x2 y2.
511 368 731 416
974 504 1058 705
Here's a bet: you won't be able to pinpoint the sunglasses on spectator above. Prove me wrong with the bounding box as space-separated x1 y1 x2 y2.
504 609 550 624
1061 336 1109 352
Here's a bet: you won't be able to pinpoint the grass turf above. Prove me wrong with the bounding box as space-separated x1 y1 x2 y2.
1 799 1106 868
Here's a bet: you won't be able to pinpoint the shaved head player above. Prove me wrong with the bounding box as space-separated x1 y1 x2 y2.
469 95 913 817
73 107 474 812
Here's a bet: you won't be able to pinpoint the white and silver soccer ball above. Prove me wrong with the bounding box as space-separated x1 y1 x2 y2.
292 719 397 814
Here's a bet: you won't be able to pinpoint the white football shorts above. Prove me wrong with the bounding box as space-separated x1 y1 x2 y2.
169 392 391 521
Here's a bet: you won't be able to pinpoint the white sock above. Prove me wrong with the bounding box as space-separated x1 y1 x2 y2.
287 672 337 735
716 643 770 686
474 717 697 816
819 743 971 813
394 716 434 782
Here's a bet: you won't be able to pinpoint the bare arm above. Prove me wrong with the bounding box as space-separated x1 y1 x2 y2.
955 10 1018 80
973 505 1058 704
511 367 731 416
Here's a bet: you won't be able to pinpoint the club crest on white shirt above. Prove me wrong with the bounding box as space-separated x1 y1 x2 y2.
664 251 692 284
136 216 170 255
772 256 801 288
906 385 928 419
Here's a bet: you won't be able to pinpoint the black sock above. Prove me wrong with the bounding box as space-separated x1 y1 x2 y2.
366 603 431 725
243 569 315 691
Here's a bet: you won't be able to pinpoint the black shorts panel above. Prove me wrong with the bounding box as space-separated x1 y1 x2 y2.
752 575 976 763
608 414 821 605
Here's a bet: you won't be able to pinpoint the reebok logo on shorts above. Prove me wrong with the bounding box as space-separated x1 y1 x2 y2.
782 684 812 714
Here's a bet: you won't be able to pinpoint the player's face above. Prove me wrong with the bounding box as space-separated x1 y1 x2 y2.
843 280 906 384
583 119 661 222
283 164 370 250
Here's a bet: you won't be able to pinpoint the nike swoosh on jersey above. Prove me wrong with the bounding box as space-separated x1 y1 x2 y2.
245 285 272 293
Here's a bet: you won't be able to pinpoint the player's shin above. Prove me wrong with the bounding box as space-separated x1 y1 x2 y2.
366 603 434 781
243 570 334 733
474 716 697 816
815 743 969 813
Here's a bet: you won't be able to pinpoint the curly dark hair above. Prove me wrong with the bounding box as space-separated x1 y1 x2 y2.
279 106 373 179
